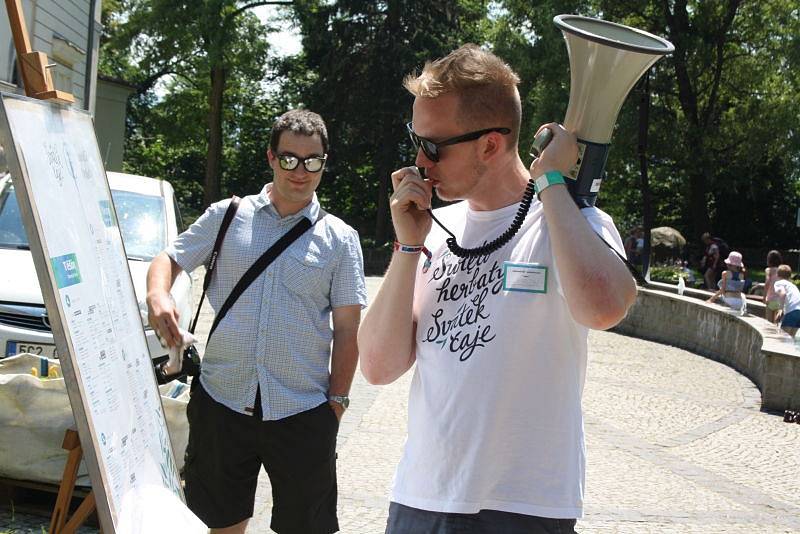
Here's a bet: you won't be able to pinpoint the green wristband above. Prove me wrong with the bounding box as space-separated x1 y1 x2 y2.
533 170 565 197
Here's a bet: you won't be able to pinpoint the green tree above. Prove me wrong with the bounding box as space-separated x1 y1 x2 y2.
100 0 289 209
600 0 800 248
287 0 489 244
493 0 800 250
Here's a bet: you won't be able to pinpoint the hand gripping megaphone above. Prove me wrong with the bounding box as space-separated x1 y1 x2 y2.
531 15 674 208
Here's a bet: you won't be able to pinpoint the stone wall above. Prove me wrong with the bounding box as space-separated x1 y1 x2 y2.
613 283 800 411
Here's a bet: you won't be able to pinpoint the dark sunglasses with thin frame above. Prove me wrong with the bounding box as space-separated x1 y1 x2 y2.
277 153 328 173
406 122 511 162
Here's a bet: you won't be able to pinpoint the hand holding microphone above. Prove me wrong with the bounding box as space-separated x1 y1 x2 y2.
389 166 433 246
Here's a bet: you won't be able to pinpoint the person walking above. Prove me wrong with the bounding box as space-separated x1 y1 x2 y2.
147 109 367 534
624 226 644 264
700 232 727 290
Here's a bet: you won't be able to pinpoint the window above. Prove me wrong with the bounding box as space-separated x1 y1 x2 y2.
111 190 166 261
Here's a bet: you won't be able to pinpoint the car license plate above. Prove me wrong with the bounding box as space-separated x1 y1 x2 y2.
5 341 58 359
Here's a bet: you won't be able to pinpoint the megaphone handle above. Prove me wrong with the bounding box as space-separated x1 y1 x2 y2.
530 127 553 158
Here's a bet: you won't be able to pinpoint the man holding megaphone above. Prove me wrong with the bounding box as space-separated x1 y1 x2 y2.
358 43 637 533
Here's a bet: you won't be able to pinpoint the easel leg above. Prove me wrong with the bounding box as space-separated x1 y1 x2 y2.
50 429 97 534
62 490 95 533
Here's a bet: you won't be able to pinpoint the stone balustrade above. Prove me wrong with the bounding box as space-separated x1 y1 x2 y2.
613 281 800 411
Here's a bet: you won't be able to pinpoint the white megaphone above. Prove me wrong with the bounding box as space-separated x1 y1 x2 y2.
531 15 674 208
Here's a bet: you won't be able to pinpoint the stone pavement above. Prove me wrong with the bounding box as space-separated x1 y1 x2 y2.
2 273 799 533
249 276 800 533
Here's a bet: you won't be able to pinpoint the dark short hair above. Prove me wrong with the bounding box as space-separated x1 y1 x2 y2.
269 109 329 154
767 250 783 267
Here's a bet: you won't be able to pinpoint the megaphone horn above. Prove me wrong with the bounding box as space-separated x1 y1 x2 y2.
531 15 674 208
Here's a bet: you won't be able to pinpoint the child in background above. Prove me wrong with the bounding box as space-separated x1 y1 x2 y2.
774 264 800 338
764 250 783 323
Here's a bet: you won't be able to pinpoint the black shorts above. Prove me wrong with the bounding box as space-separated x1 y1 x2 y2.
386 502 577 534
183 381 340 533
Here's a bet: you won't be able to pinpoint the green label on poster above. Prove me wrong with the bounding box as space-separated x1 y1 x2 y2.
51 253 82 288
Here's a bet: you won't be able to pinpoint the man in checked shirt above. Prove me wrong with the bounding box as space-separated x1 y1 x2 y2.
146 109 367 534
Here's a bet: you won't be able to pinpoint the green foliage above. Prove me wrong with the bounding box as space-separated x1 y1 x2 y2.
491 0 800 249
287 0 490 242
100 0 799 250
100 0 282 216
648 264 695 284
596 0 800 246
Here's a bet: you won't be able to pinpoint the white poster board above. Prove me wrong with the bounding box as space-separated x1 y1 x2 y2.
0 93 204 532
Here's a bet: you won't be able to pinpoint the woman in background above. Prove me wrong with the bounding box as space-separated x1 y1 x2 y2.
707 251 747 309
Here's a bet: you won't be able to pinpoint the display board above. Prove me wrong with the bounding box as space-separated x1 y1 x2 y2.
0 93 204 532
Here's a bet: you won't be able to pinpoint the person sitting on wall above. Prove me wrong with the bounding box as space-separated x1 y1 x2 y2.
706 251 746 310
763 250 784 323
773 264 800 338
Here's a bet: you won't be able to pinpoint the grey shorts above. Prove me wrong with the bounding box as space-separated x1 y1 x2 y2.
385 502 577 534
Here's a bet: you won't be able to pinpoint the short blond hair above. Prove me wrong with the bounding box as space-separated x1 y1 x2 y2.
403 44 521 146
777 264 793 279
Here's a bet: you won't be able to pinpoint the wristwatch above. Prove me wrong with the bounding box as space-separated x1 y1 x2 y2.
328 394 350 409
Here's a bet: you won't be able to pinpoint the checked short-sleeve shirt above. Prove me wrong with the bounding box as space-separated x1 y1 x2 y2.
165 184 367 420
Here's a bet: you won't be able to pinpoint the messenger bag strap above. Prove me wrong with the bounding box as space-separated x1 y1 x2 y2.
188 195 240 334
207 211 327 340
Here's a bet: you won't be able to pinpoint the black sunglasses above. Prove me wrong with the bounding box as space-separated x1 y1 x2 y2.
277 152 328 173
406 122 511 162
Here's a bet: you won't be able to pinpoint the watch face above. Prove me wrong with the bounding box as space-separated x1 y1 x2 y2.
330 395 349 409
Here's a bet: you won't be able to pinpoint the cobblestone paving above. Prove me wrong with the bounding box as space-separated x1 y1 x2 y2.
3 274 799 533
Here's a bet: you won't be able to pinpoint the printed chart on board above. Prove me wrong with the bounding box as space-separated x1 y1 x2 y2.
0 93 200 531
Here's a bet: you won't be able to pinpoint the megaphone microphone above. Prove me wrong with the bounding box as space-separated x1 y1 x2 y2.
532 15 674 208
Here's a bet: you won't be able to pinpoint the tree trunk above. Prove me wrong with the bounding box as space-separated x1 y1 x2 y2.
204 63 226 206
374 0 400 246
662 0 740 240
638 72 653 278
687 166 711 238
375 160 391 245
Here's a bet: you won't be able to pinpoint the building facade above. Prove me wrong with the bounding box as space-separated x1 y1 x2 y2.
0 1 133 171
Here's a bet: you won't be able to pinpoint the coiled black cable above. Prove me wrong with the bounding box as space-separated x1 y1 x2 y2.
427 178 536 258
424 177 647 286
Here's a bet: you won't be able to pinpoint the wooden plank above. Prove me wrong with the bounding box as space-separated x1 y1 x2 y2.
49 429 83 533
4 0 32 55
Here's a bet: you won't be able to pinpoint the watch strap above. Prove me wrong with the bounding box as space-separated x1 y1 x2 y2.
533 170 566 197
328 394 349 409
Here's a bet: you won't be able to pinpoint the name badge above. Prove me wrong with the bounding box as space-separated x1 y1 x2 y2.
503 262 548 293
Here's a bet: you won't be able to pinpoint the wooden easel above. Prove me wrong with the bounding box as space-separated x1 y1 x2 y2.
3 0 89 531
3 0 74 104
49 429 99 534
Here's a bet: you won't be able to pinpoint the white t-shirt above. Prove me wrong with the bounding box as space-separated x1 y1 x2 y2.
775 279 800 314
392 198 625 519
